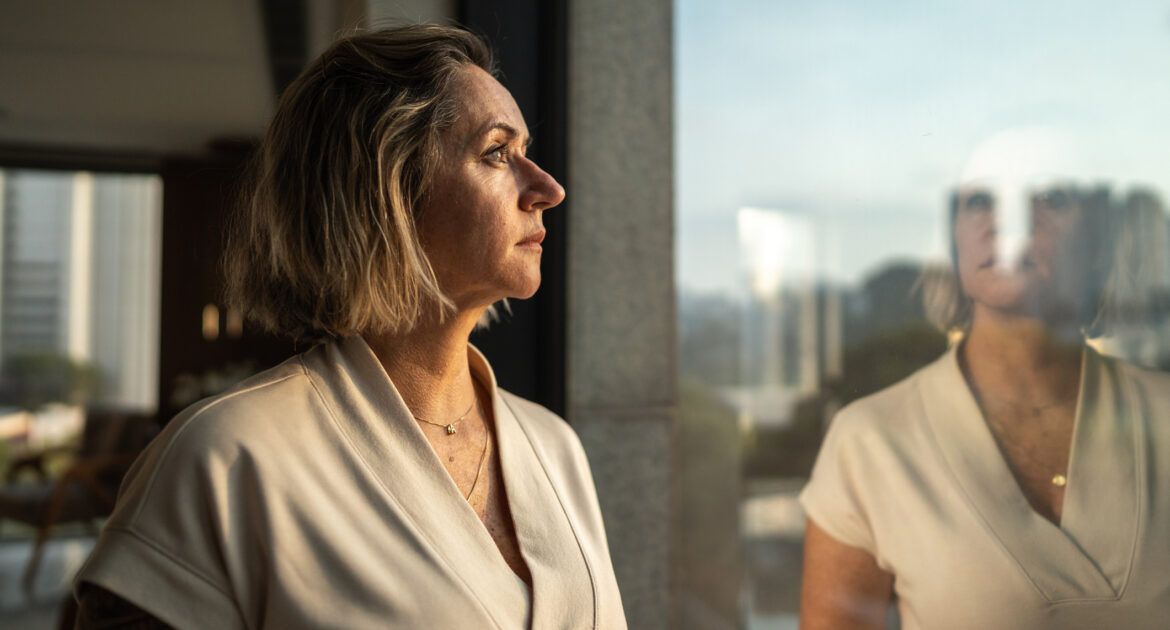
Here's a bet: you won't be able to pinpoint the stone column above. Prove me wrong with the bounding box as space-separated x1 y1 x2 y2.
567 0 675 627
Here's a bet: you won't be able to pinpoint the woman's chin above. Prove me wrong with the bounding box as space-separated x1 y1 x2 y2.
507 269 542 299
512 280 541 300
482 281 540 304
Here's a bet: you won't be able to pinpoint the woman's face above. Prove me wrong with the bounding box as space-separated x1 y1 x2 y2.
954 185 1090 321
417 65 565 310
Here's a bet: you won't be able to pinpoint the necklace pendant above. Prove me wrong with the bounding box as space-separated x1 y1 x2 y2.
1052 473 1067 487
446 424 457 435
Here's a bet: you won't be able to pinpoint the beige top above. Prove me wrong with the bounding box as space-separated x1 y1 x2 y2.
74 337 626 630
800 346 1170 629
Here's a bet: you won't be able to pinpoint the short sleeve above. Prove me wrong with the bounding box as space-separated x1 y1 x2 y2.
798 410 879 555
73 401 254 630
74 527 244 629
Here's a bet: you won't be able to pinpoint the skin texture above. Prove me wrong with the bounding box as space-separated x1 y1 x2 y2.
366 64 563 586
418 64 561 308
800 187 1088 628
800 520 893 630
75 65 564 627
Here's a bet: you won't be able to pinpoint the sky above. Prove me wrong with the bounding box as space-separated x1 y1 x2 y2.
676 0 1170 294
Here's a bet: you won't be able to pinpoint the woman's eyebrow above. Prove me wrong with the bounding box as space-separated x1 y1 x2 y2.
475 120 529 144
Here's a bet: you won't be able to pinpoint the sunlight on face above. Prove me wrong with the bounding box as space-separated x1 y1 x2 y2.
417 66 565 311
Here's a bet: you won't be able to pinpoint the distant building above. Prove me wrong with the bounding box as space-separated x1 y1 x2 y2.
0 170 161 411
734 207 845 429
0 171 72 356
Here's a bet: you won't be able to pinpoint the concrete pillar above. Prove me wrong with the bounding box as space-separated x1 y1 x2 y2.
566 0 675 627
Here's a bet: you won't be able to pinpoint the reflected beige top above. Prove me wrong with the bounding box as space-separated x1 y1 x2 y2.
74 337 626 630
800 346 1170 629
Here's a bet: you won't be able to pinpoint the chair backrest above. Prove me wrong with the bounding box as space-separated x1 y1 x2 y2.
78 409 157 458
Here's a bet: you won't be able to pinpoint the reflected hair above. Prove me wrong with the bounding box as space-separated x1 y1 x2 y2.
1096 189 1170 332
223 24 496 341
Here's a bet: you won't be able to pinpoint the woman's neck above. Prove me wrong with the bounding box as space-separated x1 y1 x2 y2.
961 305 1083 405
363 308 485 424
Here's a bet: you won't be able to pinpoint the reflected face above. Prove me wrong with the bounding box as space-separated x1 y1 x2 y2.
954 185 1090 319
417 65 565 309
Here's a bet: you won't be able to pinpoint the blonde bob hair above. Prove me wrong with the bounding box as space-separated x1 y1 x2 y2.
224 24 495 341
921 186 1170 338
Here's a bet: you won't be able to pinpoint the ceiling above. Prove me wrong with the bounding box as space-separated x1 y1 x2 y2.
0 0 277 157
0 0 459 159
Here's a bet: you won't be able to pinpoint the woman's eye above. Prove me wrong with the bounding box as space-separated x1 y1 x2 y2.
485 146 509 163
964 191 994 212
1034 188 1072 210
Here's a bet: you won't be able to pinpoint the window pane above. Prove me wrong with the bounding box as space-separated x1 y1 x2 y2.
677 2 1170 628
0 169 161 453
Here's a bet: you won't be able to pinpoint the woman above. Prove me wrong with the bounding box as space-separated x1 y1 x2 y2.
798 142 1170 628
73 25 627 629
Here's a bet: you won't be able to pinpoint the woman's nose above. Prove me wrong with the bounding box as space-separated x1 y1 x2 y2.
994 197 1029 268
520 157 565 212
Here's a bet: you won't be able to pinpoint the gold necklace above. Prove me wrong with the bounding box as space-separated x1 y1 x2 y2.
413 400 475 435
983 408 1073 489
465 421 492 500
1005 439 1070 488
986 395 1074 418
965 355 1077 490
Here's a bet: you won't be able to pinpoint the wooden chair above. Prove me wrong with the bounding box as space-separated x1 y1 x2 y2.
0 408 156 594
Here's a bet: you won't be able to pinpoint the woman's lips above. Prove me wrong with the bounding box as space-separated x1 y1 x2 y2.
979 253 1042 272
517 229 546 250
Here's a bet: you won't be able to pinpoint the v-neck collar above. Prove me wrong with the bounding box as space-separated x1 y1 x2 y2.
302 337 529 628
919 345 1143 602
301 336 596 629
493 386 598 628
469 342 597 627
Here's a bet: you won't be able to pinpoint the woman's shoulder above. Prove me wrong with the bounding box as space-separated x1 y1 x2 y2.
161 356 320 451
829 353 945 444
78 357 326 629
115 355 328 509
496 390 596 480
1106 351 1170 392
1102 353 1170 434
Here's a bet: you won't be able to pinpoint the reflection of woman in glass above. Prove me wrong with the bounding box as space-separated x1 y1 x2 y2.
799 169 1170 628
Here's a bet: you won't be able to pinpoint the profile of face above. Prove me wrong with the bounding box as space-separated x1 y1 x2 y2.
416 65 566 310
953 184 1091 323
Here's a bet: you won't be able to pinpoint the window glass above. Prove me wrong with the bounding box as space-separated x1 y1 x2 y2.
677 2 1170 627
0 169 161 480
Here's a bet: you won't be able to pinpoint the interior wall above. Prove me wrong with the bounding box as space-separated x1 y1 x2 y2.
366 0 457 25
